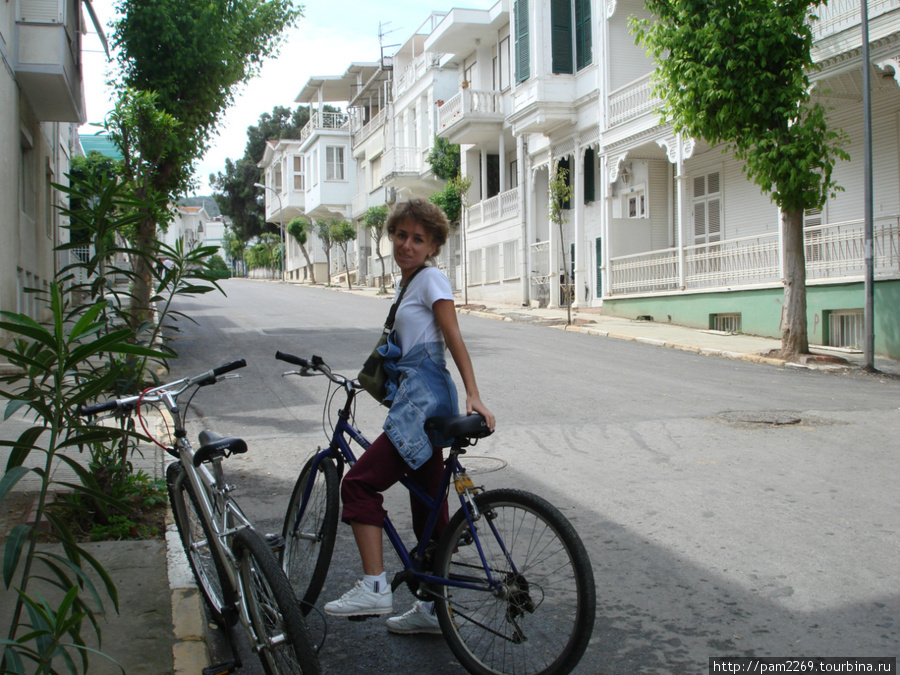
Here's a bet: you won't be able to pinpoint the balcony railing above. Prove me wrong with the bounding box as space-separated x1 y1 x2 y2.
607 73 662 128
351 108 386 147
810 0 899 41
608 216 900 296
382 146 423 177
467 188 520 228
437 89 504 131
300 111 349 142
394 52 442 97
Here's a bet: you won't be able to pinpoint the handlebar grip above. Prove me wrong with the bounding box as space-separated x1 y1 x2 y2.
78 400 119 416
212 359 247 377
275 351 309 367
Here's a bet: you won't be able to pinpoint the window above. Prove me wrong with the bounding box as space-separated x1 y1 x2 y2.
510 160 519 189
551 0 592 74
485 245 501 283
556 157 572 210
20 130 36 220
498 37 511 91
293 155 304 190
469 249 483 284
326 146 345 181
503 240 520 280
514 0 530 83
805 206 825 264
693 172 721 244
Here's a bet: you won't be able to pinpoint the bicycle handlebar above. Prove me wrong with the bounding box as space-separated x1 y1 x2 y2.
76 358 247 417
276 351 357 389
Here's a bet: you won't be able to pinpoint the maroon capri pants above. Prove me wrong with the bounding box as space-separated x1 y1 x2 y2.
340 432 449 543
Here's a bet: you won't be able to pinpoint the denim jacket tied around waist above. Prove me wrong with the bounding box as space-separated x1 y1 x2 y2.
378 337 458 469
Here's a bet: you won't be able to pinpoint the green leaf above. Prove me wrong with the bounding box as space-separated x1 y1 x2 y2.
0 466 33 501
3 524 33 588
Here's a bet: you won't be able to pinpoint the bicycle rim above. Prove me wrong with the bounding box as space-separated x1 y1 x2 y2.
281 455 339 613
235 529 321 674
434 489 596 675
167 462 231 624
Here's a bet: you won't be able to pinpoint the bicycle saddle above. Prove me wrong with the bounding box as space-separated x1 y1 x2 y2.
194 431 248 467
425 414 493 441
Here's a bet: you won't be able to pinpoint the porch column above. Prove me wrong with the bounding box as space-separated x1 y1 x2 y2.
547 154 560 308
481 147 489 201
518 134 530 305
601 155 611 298
499 133 507 193
572 147 585 307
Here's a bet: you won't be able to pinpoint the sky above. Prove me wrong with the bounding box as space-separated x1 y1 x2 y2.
80 0 498 197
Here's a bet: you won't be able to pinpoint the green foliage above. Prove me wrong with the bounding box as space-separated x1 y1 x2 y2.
0 283 164 671
315 220 336 285
286 217 315 283
364 206 389 292
207 254 228 271
426 137 461 180
549 162 575 324
210 157 266 241
430 182 463 224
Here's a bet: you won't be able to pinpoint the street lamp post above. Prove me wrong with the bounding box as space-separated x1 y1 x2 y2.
254 182 285 282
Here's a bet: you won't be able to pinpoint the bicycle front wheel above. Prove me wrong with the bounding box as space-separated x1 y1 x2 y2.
233 528 321 674
433 489 596 675
167 462 234 626
281 455 339 613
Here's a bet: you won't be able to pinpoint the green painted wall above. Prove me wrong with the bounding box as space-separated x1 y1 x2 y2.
602 279 900 359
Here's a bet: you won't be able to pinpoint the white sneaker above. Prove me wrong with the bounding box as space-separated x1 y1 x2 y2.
386 601 442 635
324 580 392 617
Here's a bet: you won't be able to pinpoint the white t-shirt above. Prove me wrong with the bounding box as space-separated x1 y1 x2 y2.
393 266 454 352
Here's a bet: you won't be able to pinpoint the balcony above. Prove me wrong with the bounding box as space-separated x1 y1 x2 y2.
810 0 899 42
508 76 578 135
382 146 428 187
607 216 900 296
607 73 662 129
437 88 505 145
300 111 349 143
16 21 84 122
467 188 520 229
351 108 387 148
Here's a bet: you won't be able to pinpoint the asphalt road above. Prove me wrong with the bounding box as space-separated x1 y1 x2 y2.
165 279 899 674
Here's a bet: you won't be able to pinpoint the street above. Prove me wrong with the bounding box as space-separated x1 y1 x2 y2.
166 279 899 674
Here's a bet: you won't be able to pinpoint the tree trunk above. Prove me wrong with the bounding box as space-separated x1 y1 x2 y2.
781 207 810 357
300 244 315 283
342 247 352 290
129 216 156 336
324 248 332 286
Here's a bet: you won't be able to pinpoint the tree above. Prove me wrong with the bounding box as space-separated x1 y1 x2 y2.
330 219 358 290
315 219 335 285
631 0 848 358
210 157 266 241
426 136 461 180
287 217 316 283
363 205 389 293
549 162 575 325
110 0 301 333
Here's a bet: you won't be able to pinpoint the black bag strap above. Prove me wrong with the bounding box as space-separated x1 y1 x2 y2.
383 266 425 333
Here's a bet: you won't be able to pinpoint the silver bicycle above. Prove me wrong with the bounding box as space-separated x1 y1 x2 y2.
79 360 320 675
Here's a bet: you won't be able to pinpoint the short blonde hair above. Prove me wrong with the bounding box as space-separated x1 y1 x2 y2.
386 199 450 259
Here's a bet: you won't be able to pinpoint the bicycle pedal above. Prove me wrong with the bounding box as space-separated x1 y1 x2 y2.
202 661 237 675
264 533 285 554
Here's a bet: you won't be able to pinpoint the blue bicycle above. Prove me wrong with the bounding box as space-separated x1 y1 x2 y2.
275 351 596 675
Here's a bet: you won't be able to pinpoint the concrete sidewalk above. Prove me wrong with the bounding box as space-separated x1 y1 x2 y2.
1 281 897 675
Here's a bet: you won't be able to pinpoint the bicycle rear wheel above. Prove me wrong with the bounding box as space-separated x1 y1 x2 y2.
233 528 321 674
433 489 596 675
281 455 339 613
167 462 234 626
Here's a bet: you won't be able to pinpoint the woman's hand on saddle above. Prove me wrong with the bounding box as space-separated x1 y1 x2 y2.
467 394 495 432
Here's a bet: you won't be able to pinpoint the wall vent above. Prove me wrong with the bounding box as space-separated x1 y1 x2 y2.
712 313 742 333
828 310 864 349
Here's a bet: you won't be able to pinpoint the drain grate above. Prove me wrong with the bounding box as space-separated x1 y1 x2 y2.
717 411 802 426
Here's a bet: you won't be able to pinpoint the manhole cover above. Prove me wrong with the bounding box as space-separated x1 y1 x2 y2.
460 456 508 475
717 411 803 426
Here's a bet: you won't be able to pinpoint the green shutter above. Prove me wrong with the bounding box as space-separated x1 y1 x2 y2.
515 0 530 83
595 237 602 297
584 148 595 203
576 0 592 70
551 0 573 74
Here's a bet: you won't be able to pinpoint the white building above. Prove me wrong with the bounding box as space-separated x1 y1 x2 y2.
1 0 99 356
258 0 900 359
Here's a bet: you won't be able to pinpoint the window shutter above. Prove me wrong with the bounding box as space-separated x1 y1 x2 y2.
584 148 595 203
575 0 592 70
514 0 530 83
708 198 721 242
551 0 573 74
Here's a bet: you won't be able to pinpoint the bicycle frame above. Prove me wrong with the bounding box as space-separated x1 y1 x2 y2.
290 392 511 597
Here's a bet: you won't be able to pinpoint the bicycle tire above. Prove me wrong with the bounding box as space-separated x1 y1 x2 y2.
166 462 234 626
233 528 321 674
281 455 339 613
433 489 596 675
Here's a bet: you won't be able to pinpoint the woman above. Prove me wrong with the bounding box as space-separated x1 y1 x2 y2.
324 199 495 634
